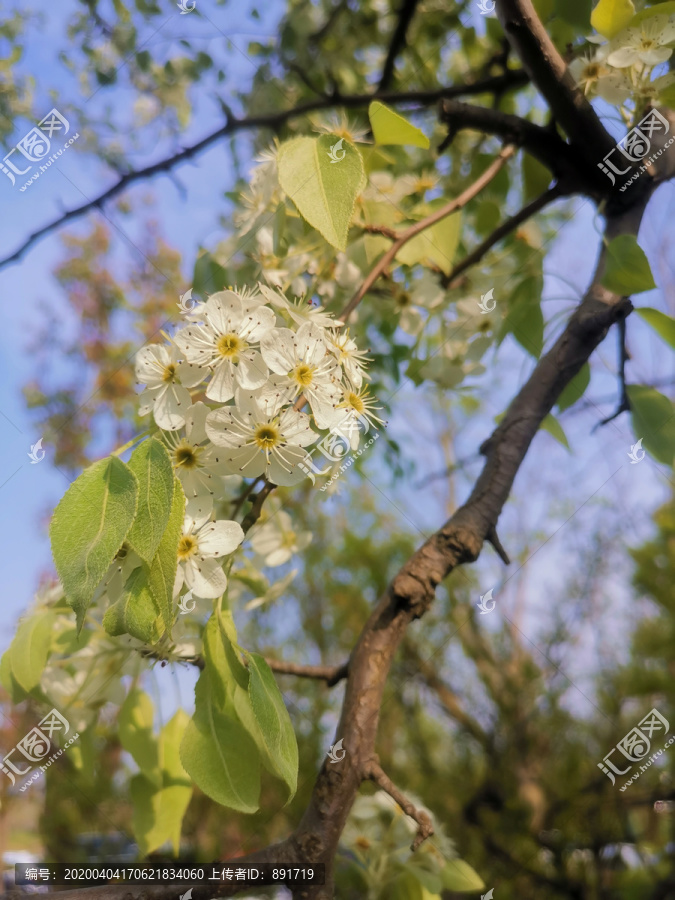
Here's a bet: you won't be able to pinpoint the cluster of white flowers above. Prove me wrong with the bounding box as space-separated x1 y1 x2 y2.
133 283 381 600
571 14 675 104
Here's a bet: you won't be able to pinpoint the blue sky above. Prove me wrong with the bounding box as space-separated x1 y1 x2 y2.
0 0 672 723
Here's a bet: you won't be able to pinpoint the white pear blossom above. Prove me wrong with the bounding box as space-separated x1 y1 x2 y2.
250 505 312 567
162 402 236 518
317 386 384 450
205 390 317 486
174 290 275 402
325 327 371 389
363 171 418 204
175 515 244 599
136 343 200 431
258 283 336 329
569 47 610 95
607 16 675 68
259 322 342 427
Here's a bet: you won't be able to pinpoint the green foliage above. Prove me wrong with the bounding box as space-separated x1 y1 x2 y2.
602 236 656 295
102 566 162 643
130 711 192 856
180 613 299 812
557 363 591 412
126 438 175 565
147 476 185 632
368 101 430 149
591 0 636 36
277 134 365 250
242 651 299 798
540 413 571 449
50 456 139 630
396 204 462 275
627 384 675 465
636 307 675 349
440 858 486 892
500 277 544 358
3 612 55 694
118 689 160 786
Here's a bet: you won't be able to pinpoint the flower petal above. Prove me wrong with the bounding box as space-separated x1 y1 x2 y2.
153 384 191 430
237 350 269 389
197 519 245 557
184 557 228 599
206 359 236 402
260 328 296 374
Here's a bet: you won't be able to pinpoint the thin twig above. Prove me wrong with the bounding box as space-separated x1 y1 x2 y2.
442 184 563 288
341 144 516 321
264 658 349 685
593 314 631 429
363 757 434 851
378 0 422 91
0 73 528 272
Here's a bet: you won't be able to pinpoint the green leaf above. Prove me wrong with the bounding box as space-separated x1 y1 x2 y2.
147 477 185 632
501 277 544 358
130 774 192 857
557 363 591 412
602 235 656 295
160 710 191 784
591 0 635 37
126 438 174 565
440 858 485 892
368 101 430 149
636 307 675 349
628 1 675 28
523 154 552 202
102 566 162 644
554 0 592 27
118 689 160 786
50 456 139 630
242 651 298 799
540 413 571 449
627 384 675 465
277 134 365 250
179 617 260 812
8 612 56 693
396 206 462 276
0 652 27 704
192 251 228 295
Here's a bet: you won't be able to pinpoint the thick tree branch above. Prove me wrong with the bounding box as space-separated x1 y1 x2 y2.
28 182 655 900
440 99 590 192
495 0 616 180
0 72 528 272
341 144 516 321
378 0 421 91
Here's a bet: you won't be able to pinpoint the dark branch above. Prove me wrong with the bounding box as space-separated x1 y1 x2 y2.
0 71 528 272
593 315 631 429
262 658 349 686
378 0 422 91
495 0 616 182
439 99 596 194
442 185 562 289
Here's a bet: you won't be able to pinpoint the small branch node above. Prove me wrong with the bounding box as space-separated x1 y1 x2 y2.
486 525 510 565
